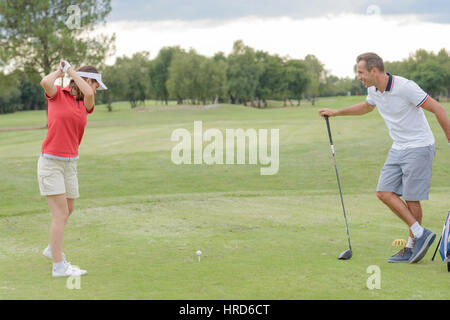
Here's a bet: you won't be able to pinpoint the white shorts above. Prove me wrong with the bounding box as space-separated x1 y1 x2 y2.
37 157 79 199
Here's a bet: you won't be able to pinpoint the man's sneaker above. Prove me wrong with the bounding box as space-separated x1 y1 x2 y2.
388 247 413 263
43 245 66 261
408 228 436 264
52 261 87 278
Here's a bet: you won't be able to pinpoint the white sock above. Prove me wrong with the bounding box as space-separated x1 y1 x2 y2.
406 237 414 248
410 222 424 239
53 261 65 271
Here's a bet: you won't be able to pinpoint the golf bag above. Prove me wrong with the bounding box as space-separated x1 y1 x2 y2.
437 211 450 272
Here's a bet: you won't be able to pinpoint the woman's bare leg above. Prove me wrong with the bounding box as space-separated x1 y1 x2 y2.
67 198 75 217
47 194 70 263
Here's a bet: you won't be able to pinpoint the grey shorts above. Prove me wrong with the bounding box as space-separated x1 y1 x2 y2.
376 145 435 201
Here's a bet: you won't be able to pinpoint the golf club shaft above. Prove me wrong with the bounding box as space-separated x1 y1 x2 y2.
431 235 442 261
325 115 352 251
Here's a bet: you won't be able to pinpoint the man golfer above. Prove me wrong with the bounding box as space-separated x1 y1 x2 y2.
318 52 450 263
39 60 107 277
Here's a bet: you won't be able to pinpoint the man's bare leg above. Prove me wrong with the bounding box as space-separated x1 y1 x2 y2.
406 201 422 239
376 192 417 227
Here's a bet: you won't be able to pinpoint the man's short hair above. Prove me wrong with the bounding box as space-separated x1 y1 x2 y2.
357 53 384 72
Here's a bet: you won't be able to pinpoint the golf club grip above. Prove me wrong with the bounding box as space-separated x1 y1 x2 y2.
324 115 333 145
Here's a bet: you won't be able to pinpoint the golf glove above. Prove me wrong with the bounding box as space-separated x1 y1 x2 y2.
60 60 71 73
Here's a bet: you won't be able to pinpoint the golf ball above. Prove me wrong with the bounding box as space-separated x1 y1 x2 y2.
196 250 202 255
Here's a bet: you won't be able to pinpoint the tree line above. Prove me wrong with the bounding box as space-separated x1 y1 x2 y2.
384 49 450 99
1 43 449 114
2 43 449 114
0 0 448 114
96 40 370 110
99 45 448 110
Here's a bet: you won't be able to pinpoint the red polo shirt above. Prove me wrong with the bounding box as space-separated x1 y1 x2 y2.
41 86 94 158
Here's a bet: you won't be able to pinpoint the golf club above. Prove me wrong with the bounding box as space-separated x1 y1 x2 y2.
324 115 352 260
431 235 441 261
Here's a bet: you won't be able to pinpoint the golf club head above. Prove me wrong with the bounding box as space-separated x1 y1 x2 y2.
338 249 352 260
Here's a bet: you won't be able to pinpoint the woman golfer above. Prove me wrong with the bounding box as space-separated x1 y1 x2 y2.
39 60 107 277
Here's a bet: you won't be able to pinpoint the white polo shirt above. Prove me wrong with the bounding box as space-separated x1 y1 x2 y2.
366 73 435 150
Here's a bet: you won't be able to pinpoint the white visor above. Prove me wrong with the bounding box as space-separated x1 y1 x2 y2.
76 71 108 90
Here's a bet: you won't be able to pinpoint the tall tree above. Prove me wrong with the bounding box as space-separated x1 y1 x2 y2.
195 55 227 105
0 0 115 120
304 54 325 105
114 52 150 108
96 63 128 111
385 48 450 98
0 71 20 114
148 46 183 105
227 40 262 106
0 0 115 75
411 58 447 98
166 49 203 105
436 49 450 98
14 69 47 111
211 52 229 103
284 59 309 106
255 51 284 107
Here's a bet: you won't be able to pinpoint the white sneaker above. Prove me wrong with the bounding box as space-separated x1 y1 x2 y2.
43 245 66 261
52 261 87 278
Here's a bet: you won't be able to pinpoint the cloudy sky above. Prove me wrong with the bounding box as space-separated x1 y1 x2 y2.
94 0 450 78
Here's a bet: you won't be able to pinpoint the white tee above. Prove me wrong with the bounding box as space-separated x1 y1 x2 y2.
366 73 435 150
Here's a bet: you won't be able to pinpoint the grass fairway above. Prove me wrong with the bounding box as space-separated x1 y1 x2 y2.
0 97 449 300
